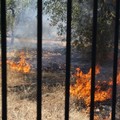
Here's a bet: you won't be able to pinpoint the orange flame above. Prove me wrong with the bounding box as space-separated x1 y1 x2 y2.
7 51 31 74
70 65 113 106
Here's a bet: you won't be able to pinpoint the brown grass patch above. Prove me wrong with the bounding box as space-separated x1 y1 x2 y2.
0 50 89 120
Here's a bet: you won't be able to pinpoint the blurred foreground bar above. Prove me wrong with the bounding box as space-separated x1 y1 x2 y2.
37 0 42 119
1 0 7 120
112 0 120 119
90 0 98 120
65 0 72 120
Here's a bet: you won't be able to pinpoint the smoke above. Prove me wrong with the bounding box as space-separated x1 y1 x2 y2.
43 15 57 39
12 1 57 40
7 1 62 51
13 1 37 39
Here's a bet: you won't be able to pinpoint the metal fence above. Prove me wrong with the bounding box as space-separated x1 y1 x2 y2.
0 0 120 120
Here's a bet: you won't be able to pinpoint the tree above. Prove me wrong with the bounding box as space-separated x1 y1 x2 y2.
43 0 116 63
0 0 34 43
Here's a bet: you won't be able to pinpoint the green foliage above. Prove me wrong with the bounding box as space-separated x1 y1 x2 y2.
43 0 67 35
43 0 116 63
0 0 34 34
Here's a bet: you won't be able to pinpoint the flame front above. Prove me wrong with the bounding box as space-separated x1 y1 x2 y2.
7 51 31 74
70 65 113 106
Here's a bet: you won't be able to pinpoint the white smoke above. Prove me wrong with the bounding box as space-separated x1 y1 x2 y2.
12 1 57 39
7 0 60 51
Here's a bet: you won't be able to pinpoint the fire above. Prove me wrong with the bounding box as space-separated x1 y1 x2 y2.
7 51 31 73
70 65 115 106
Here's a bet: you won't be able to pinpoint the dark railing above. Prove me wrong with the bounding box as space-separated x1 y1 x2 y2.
1 0 7 120
65 0 72 120
0 0 120 120
112 0 120 120
37 0 42 119
90 0 98 119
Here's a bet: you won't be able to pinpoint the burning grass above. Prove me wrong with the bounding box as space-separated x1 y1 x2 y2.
1 50 120 119
7 51 31 74
0 71 89 120
70 65 120 106
0 50 89 120
70 65 120 119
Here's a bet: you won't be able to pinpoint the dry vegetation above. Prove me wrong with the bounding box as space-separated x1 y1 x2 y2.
0 49 120 120
0 50 89 120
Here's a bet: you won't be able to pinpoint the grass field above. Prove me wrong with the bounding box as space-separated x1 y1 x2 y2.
0 50 89 120
1 49 119 120
0 70 89 120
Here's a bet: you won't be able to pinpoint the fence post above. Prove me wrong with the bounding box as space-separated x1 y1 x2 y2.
112 0 120 119
65 0 72 120
1 0 7 120
37 0 42 120
90 0 98 120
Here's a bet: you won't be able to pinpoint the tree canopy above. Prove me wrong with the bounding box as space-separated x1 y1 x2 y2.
43 0 117 63
0 0 34 34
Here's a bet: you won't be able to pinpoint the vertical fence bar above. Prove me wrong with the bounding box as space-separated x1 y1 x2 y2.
90 0 98 120
37 0 42 119
112 0 120 119
1 0 7 120
65 0 72 120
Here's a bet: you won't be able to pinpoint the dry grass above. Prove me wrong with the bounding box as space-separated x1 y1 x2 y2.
0 86 89 120
42 88 89 120
0 93 37 120
0 47 120 119
0 85 89 120
0 51 89 120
